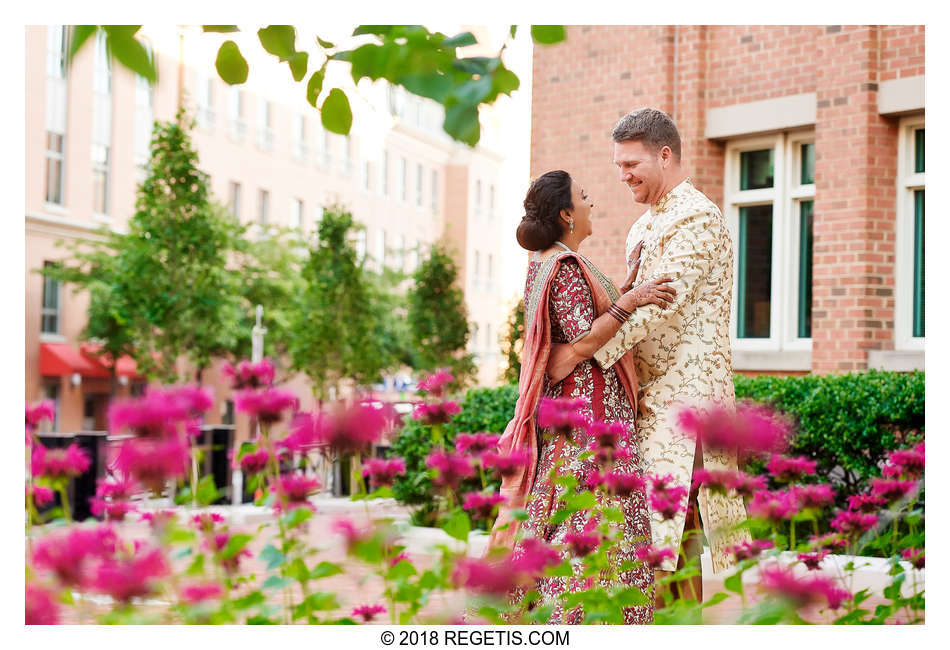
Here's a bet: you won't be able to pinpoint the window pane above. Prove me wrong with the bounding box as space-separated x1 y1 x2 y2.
913 189 925 337
45 133 64 204
914 128 925 174
740 149 774 190
800 143 815 185
42 262 60 334
737 204 773 338
798 200 814 338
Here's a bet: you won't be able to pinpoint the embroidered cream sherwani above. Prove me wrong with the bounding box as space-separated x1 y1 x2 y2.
593 178 750 573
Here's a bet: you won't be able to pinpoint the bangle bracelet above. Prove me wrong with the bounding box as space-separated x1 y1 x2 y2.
606 304 628 324
609 302 632 320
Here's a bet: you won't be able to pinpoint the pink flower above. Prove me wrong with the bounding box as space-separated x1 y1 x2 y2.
648 473 680 494
563 531 601 557
413 401 462 425
108 391 189 437
95 475 138 500
727 539 775 562
650 493 687 520
181 582 224 604
272 473 321 506
884 446 924 479
748 490 799 524
222 358 275 389
634 545 677 569
161 385 214 417
27 484 55 508
204 533 251 574
192 512 226 532
481 448 531 479
585 471 606 491
808 533 849 553
725 471 768 498
452 556 523 595
25 584 60 625
234 447 270 475
585 420 628 450
537 397 589 438
114 436 189 493
140 509 177 530
767 454 817 481
677 403 789 455
791 483 836 510
869 478 918 503
389 552 410 567
31 442 91 480
293 401 392 456
603 471 646 497
455 432 501 456
426 450 476 488
26 400 56 435
90 498 137 521
797 550 829 571
362 457 407 488
511 537 562 576
758 564 850 610
830 510 878 537
901 548 925 570
331 517 371 553
462 492 507 519
417 369 453 397
352 603 387 622
847 492 886 513
234 388 298 425
647 474 689 519
31 525 118 588
93 546 169 602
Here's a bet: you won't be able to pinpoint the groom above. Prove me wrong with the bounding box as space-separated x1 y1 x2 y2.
548 108 749 604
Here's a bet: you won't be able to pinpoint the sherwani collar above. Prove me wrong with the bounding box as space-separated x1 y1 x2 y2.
651 176 692 215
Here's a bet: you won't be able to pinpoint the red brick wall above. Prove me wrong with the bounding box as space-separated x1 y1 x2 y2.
531 25 924 374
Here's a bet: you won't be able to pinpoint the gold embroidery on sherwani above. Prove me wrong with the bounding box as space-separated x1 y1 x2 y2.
593 178 751 573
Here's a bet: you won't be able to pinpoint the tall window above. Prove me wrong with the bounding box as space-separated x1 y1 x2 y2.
134 39 154 182
726 133 814 353
485 323 493 351
489 184 496 218
196 74 215 130
416 163 424 207
362 160 372 192
400 157 408 202
314 123 330 168
487 253 494 289
92 31 112 215
475 180 482 215
228 182 242 219
896 117 925 348
41 261 60 335
355 229 368 262
258 189 270 225
45 25 68 205
42 382 60 432
431 169 439 214
228 87 245 142
473 250 481 289
381 150 390 196
257 98 274 151
340 136 353 176
292 115 308 163
291 198 304 229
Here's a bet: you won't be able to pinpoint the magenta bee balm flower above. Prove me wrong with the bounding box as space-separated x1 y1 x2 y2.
25 400 56 435
869 478 918 503
93 546 169 603
416 369 453 397
31 442 91 480
272 473 321 508
830 510 878 537
222 358 275 389
678 403 789 455
413 401 462 425
234 387 298 425
362 457 407 488
462 491 507 519
603 471 646 497
25 584 60 625
181 582 225 604
797 550 830 571
563 531 602 558
114 436 190 493
537 397 589 439
31 525 118 588
634 545 677 569
427 450 476 488
767 454 818 481
748 490 799 524
511 537 562 576
726 539 775 562
901 547 924 569
454 432 502 456
481 448 531 479
791 483 835 510
352 603 387 622
26 484 55 508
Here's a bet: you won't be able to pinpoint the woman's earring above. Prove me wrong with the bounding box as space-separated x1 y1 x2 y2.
569 219 575 233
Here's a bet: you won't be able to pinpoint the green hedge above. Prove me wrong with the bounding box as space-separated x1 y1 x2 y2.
390 385 516 526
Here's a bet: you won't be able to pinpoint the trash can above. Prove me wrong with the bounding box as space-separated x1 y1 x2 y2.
35 431 108 522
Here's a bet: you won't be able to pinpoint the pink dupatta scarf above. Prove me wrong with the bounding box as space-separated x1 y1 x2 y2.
487 250 640 551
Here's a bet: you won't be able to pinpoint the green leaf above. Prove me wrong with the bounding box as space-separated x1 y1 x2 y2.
232 590 265 610
195 475 222 505
492 67 520 96
184 553 205 576
220 533 253 560
316 36 335 49
102 26 155 82
285 557 310 583
546 559 574 578
258 25 297 60
701 592 730 609
511 508 529 522
564 491 596 511
510 25 518 39
321 88 353 135
724 570 744 597
530 25 567 45
549 508 572 525
397 73 452 103
387 559 418 580
293 592 340 619
261 575 292 591
614 586 649 607
246 614 280 625
441 508 471 542
443 103 480 146
286 52 309 82
68 26 98 63
310 561 344 580
602 506 625 523
280 505 314 529
306 69 325 107
443 32 477 48
259 544 287 570
165 527 197 545
215 40 249 85
353 26 393 37
203 25 239 33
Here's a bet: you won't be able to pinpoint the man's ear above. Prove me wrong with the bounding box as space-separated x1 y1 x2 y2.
659 145 673 168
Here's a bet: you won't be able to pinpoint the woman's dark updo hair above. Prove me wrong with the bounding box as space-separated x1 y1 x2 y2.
517 170 574 251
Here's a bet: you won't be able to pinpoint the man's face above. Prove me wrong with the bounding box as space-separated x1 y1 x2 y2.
613 139 667 205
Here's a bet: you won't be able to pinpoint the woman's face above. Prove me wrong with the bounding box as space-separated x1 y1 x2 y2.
567 179 594 240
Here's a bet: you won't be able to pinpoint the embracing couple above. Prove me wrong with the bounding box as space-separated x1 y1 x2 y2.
488 108 751 623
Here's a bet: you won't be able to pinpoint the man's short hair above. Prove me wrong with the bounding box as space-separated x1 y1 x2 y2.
612 108 682 162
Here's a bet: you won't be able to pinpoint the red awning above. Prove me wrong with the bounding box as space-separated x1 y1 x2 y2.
80 343 143 379
39 343 110 378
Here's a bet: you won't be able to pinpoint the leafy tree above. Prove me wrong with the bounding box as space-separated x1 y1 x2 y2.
406 242 474 386
287 206 392 399
42 112 245 384
65 24 567 145
499 298 524 385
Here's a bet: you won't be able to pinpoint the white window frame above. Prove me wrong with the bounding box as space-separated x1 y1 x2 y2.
895 115 926 352
257 98 274 152
782 132 816 351
416 163 424 208
228 87 246 142
291 197 304 230
197 74 215 130
431 169 439 214
292 114 308 163
339 136 353 176
361 160 372 194
228 181 242 220
41 261 61 335
381 150 390 196
45 131 66 206
314 123 330 169
475 179 482 216
399 157 408 203
258 188 270 225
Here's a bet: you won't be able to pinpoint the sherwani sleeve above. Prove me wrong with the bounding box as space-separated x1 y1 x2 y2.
593 207 724 370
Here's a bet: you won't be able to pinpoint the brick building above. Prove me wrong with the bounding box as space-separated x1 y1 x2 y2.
531 25 924 374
